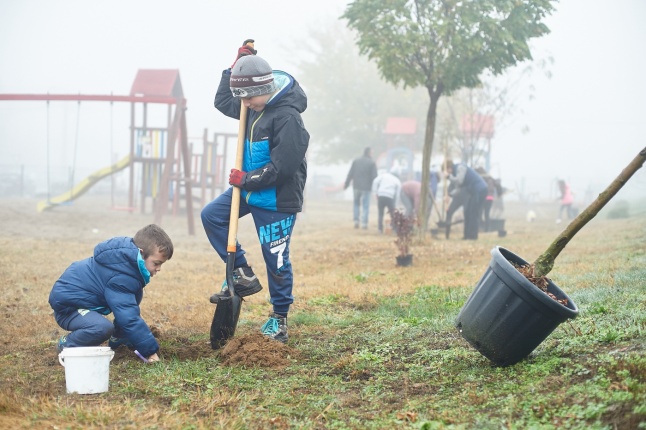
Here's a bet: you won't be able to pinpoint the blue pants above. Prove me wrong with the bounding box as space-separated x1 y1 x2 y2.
54 308 114 347
201 187 297 315
353 189 371 227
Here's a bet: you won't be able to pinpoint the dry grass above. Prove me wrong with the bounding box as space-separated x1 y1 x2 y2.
0 194 638 346
0 194 643 428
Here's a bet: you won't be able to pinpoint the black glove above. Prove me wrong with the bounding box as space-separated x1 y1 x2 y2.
231 39 257 68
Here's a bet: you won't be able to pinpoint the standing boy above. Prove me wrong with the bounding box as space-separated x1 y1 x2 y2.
201 42 309 343
49 224 174 363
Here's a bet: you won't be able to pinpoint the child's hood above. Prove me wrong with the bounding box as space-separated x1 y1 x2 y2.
266 70 307 114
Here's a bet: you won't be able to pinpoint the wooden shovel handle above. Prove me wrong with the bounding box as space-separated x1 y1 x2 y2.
227 100 248 252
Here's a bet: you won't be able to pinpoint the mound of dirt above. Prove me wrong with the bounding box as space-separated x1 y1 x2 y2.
220 333 296 369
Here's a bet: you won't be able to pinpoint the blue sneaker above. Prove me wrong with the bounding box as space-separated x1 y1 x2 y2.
56 335 67 353
261 313 288 343
108 336 135 350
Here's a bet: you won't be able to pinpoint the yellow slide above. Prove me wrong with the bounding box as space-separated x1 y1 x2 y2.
37 155 132 212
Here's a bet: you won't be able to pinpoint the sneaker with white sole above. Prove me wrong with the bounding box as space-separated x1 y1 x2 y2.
209 266 262 303
261 313 288 343
56 335 67 353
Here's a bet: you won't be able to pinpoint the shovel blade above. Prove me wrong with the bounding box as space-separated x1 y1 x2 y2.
210 294 242 349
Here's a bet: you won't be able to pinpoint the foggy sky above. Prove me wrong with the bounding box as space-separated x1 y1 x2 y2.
1 0 644 201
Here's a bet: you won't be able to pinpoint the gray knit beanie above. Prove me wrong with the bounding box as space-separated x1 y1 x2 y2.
230 55 277 98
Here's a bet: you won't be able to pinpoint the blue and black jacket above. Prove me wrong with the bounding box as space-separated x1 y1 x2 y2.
214 69 309 213
48 237 159 357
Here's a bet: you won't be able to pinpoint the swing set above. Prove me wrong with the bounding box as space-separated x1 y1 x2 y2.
0 69 234 235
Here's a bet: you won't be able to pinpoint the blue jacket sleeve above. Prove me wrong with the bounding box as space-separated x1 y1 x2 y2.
104 275 159 357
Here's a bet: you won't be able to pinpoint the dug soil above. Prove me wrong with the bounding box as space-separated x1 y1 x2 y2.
513 262 569 306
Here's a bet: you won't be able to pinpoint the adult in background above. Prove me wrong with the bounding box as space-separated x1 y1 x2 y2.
344 147 378 229
443 180 468 239
444 160 488 240
400 180 422 219
372 168 401 234
400 179 434 226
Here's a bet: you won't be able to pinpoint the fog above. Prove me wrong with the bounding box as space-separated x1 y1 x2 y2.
1 0 644 203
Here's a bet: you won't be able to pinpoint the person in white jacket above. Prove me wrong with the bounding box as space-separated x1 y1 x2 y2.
372 169 402 233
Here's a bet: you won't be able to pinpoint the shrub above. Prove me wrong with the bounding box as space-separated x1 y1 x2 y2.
391 209 415 256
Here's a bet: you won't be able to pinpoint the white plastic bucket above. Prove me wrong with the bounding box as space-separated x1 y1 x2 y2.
58 346 115 394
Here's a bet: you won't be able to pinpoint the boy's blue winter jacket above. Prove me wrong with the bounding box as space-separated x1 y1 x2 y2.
214 69 309 213
49 236 159 357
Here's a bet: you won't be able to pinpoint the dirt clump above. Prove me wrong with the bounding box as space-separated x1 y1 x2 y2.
220 333 296 369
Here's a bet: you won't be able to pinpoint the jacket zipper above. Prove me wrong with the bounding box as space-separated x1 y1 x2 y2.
245 111 265 203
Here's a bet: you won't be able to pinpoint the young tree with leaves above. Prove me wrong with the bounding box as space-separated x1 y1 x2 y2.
343 0 556 234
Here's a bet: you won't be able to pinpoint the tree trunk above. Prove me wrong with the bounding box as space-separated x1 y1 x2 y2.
533 146 646 277
418 88 441 239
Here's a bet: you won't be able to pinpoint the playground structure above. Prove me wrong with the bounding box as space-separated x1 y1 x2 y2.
0 70 236 235
36 154 131 213
381 117 418 181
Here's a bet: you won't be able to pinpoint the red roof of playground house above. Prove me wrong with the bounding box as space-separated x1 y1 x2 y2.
384 117 417 135
130 69 184 98
461 114 495 138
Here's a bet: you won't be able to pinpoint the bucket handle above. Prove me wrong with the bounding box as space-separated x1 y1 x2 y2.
58 349 115 367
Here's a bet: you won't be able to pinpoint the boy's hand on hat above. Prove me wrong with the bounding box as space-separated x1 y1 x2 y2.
231 39 257 68
241 39 257 54
229 169 247 188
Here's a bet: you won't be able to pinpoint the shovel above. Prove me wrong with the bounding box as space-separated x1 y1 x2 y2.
210 100 248 349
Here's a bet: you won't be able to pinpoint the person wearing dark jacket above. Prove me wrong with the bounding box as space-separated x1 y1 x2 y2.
49 224 173 362
201 44 309 344
344 147 378 229
444 160 488 240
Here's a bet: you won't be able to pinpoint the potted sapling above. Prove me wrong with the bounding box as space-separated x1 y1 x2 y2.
455 147 646 366
392 208 415 266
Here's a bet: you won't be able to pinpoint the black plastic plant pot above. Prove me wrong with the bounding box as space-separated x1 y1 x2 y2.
396 254 413 267
455 246 579 366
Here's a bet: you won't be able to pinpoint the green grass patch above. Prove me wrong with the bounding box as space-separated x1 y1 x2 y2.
5 256 646 429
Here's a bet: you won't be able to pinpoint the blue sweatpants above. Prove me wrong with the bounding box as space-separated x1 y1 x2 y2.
201 187 297 316
54 308 114 347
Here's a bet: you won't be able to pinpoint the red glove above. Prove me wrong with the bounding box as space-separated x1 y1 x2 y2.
229 168 247 188
231 39 257 68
